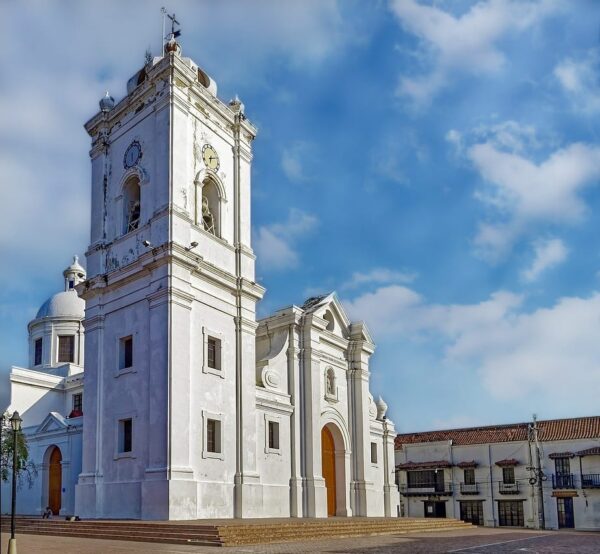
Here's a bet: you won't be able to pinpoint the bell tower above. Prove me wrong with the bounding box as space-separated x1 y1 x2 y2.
75 35 265 519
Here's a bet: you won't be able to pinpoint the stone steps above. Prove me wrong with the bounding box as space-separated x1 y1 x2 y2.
0 517 474 547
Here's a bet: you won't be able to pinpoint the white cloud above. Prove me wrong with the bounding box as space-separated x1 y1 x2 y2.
254 209 318 271
470 141 600 256
554 49 600 113
521 238 568 282
451 121 600 261
342 267 417 289
345 285 600 409
390 0 560 105
281 142 314 182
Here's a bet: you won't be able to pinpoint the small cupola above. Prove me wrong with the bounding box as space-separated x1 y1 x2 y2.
63 256 86 291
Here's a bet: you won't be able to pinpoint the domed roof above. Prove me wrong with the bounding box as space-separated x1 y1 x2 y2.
35 290 85 320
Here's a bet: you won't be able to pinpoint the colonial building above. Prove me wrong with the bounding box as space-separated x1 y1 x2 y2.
395 416 600 531
2 36 399 521
1 258 86 517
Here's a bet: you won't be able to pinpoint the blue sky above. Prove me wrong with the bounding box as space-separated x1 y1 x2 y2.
2 0 600 431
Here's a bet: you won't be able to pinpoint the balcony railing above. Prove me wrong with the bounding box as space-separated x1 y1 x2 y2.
460 482 479 495
498 482 520 494
400 482 453 496
582 474 600 488
552 473 576 489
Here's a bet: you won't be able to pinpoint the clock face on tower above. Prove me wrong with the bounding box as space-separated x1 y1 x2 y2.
124 141 142 169
202 144 219 171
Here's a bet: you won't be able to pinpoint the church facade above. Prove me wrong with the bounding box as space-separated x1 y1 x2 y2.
2 38 399 520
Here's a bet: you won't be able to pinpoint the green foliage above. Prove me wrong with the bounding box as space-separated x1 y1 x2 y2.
0 413 38 488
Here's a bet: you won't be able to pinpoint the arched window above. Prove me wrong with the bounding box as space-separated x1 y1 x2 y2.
122 176 141 235
326 367 336 397
196 177 220 237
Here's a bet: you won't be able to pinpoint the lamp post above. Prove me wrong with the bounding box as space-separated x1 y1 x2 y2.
7 411 22 554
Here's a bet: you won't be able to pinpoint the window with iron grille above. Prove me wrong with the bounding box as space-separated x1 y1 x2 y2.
207 337 221 370
34 338 43 366
464 468 475 485
72 393 83 412
502 467 515 484
407 470 436 487
498 500 524 527
206 418 221 453
555 457 570 475
268 421 279 450
58 335 75 363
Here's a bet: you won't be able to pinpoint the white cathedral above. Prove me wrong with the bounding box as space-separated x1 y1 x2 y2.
1 37 399 520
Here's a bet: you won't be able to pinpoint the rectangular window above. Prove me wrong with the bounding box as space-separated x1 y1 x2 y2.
119 418 133 453
58 335 75 363
72 393 83 412
407 470 436 487
464 468 475 485
555 457 570 475
498 500 524 527
207 336 221 370
268 421 280 450
206 418 221 453
34 338 43 366
119 336 133 369
371 442 378 464
502 467 515 484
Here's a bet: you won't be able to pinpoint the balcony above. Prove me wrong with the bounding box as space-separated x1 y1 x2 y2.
552 473 576 489
582 474 600 489
460 483 480 495
498 482 520 494
399 482 453 496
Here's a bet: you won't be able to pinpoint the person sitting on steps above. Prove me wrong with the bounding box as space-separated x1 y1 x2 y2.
42 506 52 519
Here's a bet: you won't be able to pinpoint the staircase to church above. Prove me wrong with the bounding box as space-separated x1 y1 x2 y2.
1 516 474 547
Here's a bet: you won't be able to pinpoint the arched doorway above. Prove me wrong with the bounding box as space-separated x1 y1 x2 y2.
321 426 337 516
48 447 62 515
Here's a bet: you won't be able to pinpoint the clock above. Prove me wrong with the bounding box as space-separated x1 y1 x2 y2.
202 144 219 171
124 141 142 169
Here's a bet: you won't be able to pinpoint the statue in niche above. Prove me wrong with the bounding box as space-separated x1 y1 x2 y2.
202 196 215 235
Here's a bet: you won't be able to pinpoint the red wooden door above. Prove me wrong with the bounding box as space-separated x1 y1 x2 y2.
49 447 62 515
321 427 336 516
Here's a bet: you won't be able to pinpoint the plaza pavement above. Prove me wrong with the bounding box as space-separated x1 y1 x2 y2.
1 526 600 553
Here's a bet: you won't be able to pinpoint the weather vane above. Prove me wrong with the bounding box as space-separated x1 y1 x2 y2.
161 7 181 50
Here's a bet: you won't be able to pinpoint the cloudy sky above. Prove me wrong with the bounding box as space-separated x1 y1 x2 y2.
2 0 600 432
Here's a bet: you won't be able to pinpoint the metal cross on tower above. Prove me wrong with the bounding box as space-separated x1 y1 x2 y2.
161 7 181 49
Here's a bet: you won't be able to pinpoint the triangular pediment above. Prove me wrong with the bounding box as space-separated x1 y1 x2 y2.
36 412 68 434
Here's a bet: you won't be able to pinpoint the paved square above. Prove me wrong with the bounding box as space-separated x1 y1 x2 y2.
2 527 600 553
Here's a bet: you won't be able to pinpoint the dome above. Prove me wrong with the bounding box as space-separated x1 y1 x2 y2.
35 290 85 320
99 91 115 112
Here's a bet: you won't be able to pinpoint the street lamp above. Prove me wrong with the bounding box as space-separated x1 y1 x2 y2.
7 410 22 554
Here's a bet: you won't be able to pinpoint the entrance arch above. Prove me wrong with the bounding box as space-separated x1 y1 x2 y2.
46 446 62 515
321 422 348 517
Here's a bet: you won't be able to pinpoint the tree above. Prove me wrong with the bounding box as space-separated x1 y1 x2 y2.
0 413 37 488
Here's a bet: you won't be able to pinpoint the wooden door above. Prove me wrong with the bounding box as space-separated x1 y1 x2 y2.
321 426 336 516
49 447 62 515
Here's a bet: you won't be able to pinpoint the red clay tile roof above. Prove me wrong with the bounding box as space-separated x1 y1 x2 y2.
577 446 600 457
396 460 452 470
548 452 576 459
456 461 478 468
495 458 519 467
395 416 600 450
